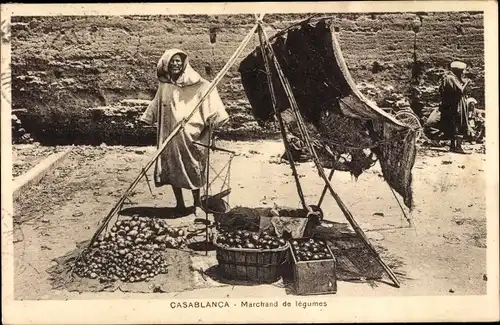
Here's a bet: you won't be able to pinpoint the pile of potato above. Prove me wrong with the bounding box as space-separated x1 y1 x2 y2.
74 216 187 283
12 112 34 144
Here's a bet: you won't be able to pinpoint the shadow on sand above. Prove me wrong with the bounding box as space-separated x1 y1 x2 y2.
187 241 217 252
119 206 194 219
203 265 272 287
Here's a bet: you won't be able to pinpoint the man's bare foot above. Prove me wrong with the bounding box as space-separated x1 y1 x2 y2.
173 205 190 216
194 206 204 218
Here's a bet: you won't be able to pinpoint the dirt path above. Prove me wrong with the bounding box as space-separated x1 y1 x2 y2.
13 140 487 299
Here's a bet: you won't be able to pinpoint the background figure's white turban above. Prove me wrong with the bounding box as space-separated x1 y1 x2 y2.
467 97 478 106
450 61 467 70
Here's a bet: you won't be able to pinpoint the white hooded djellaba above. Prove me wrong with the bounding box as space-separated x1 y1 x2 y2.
140 49 229 189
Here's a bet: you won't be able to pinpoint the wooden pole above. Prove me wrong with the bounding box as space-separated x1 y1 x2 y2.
259 26 401 288
316 171 401 287
387 183 412 227
86 22 260 247
317 168 335 208
205 125 212 256
257 23 308 211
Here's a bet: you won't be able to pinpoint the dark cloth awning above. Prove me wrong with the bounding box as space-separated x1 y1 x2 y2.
238 19 417 209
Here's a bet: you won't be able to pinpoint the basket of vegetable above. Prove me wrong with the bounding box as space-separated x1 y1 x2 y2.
201 193 230 224
213 229 290 283
289 237 337 295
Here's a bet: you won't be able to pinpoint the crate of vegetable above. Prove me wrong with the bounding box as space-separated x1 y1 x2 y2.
213 229 290 283
290 238 337 295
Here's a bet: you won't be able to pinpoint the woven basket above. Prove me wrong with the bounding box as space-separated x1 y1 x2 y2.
213 235 290 283
201 195 230 224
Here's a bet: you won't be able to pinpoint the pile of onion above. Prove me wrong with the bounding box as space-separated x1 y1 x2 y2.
74 216 187 283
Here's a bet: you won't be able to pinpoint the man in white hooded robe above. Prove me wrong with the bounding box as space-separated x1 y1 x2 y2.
140 49 229 217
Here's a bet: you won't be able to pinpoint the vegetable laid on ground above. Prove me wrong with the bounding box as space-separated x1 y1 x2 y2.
74 215 187 283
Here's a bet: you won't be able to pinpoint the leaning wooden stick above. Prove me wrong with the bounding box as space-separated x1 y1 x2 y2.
193 141 236 154
388 183 413 227
257 23 309 211
317 168 335 208
86 22 260 248
205 126 212 256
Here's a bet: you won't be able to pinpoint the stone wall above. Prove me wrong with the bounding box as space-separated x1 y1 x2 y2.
11 12 484 144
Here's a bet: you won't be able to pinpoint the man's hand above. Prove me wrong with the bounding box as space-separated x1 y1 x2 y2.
460 79 471 92
212 135 219 148
138 116 154 126
198 124 212 141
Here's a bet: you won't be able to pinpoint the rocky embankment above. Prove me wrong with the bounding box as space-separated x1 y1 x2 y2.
10 12 484 144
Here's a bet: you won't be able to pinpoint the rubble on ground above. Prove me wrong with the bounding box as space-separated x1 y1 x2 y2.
12 110 34 144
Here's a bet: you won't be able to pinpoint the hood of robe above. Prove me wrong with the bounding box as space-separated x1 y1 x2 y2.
156 49 202 87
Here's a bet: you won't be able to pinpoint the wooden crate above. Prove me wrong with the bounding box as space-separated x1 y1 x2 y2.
290 239 337 295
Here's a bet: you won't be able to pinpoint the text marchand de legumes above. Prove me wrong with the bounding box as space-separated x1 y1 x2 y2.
170 300 328 309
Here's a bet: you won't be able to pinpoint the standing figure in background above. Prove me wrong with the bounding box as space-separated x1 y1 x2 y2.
438 61 471 154
140 49 229 217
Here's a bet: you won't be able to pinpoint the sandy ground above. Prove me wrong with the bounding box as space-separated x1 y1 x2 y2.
12 140 487 300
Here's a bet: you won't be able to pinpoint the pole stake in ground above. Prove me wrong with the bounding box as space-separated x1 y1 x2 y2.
317 168 335 208
205 125 213 256
387 182 412 227
257 21 309 212
143 169 155 198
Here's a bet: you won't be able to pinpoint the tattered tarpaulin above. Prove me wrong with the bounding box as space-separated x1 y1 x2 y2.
238 19 417 209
